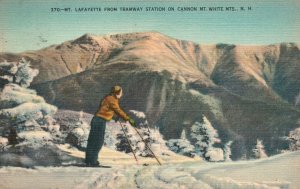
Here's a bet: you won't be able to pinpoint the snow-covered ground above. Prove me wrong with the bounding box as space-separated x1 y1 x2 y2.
0 150 299 189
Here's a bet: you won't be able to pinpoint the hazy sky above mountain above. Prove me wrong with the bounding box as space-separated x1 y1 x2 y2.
0 0 299 52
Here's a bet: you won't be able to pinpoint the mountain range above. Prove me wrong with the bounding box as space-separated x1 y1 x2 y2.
1 32 300 159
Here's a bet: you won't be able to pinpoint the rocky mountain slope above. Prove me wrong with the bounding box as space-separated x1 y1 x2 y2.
1 32 300 159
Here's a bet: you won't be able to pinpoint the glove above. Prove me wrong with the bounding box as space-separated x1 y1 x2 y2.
114 116 120 123
128 118 136 127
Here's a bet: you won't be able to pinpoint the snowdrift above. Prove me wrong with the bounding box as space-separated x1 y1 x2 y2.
0 150 299 189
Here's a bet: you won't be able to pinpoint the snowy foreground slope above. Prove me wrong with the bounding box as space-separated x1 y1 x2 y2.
0 150 299 189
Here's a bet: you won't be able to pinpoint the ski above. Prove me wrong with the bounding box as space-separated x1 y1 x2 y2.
60 163 112 168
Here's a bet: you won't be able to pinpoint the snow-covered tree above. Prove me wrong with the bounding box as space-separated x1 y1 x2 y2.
0 58 38 88
190 116 222 161
0 58 59 146
253 139 268 159
116 110 167 157
287 127 300 151
145 127 169 155
167 129 195 157
223 141 233 162
128 110 149 130
116 125 139 154
136 127 156 157
116 124 167 157
0 60 90 166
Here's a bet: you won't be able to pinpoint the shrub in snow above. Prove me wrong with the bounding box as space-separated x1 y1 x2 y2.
44 116 60 133
66 120 90 149
0 85 58 133
253 139 268 159
0 83 44 108
116 125 137 154
1 99 57 127
287 127 300 151
57 110 91 149
0 137 8 151
167 129 195 157
43 115 63 143
223 141 233 162
116 110 167 157
190 115 222 161
18 131 53 148
116 125 155 157
205 147 224 162
149 127 169 154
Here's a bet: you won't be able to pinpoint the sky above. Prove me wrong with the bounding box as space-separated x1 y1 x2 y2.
0 0 300 53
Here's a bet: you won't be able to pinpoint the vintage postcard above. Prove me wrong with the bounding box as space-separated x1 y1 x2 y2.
0 0 299 188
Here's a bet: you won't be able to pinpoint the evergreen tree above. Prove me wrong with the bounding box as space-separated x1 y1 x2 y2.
190 116 222 161
180 129 187 139
0 58 38 88
223 141 233 161
115 110 167 157
287 127 300 151
253 139 268 159
116 125 166 157
116 126 138 154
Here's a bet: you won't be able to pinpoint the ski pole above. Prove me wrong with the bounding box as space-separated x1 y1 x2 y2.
132 126 162 166
118 121 139 165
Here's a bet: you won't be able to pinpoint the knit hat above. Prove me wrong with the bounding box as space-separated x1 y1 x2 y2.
111 85 122 95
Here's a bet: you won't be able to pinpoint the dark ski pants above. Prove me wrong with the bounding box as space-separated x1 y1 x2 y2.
85 116 106 164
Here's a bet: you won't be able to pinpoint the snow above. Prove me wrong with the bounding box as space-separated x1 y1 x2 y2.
253 139 268 159
0 137 8 149
224 141 233 162
18 131 53 146
14 58 39 88
189 89 201 96
0 58 38 88
198 151 300 189
129 110 146 119
0 84 43 105
1 102 57 122
167 138 195 156
288 127 300 151
295 92 300 106
0 150 299 189
205 147 224 162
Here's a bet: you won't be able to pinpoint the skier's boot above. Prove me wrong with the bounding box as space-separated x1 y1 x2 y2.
86 161 101 167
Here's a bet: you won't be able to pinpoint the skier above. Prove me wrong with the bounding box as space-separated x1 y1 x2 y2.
85 85 136 167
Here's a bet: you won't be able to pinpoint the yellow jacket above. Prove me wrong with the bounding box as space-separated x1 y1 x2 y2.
95 95 130 121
